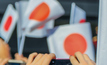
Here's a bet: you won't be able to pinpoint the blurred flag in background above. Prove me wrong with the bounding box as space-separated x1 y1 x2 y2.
23 0 65 33
15 1 55 38
70 2 86 24
0 4 18 43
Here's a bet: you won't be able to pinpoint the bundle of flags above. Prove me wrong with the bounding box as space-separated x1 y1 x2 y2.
70 2 86 24
0 0 95 61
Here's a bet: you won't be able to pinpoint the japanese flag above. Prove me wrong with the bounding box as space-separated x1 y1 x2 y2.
47 22 95 61
23 0 65 32
70 2 86 24
0 4 18 43
15 1 55 38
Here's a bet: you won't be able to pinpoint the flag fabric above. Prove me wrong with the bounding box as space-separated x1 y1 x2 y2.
96 0 107 65
46 20 54 30
26 20 54 38
70 2 86 24
47 22 95 61
26 24 47 38
23 0 65 33
0 4 18 43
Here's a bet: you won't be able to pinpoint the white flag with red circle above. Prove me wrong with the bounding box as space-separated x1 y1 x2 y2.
47 22 95 61
0 4 18 43
15 1 55 38
23 0 65 32
70 2 86 24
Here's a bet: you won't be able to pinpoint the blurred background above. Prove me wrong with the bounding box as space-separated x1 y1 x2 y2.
0 0 99 58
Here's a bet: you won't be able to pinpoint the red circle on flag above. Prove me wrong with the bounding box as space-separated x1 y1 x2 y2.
64 33 87 55
79 19 86 23
4 16 12 32
29 2 50 22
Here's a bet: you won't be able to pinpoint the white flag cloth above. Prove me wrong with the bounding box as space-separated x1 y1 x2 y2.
26 25 47 38
70 2 86 24
0 4 18 43
26 20 54 38
46 20 54 29
23 0 65 33
96 0 107 65
47 22 95 61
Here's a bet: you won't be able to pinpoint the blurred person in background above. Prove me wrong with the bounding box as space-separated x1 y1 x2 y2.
93 26 98 49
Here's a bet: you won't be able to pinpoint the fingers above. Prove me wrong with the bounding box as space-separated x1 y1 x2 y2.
1 59 8 65
15 53 23 59
83 54 91 61
26 52 38 65
74 52 85 63
32 53 55 65
83 54 96 65
0 58 9 65
69 56 79 65
22 57 28 63
42 53 56 65
0 58 2 62
27 53 55 65
70 52 96 65
14 53 28 63
31 53 43 64
91 60 96 65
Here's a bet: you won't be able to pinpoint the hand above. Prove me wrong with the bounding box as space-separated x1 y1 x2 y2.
0 38 11 59
26 52 56 65
69 52 96 65
0 58 9 65
15 53 28 63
